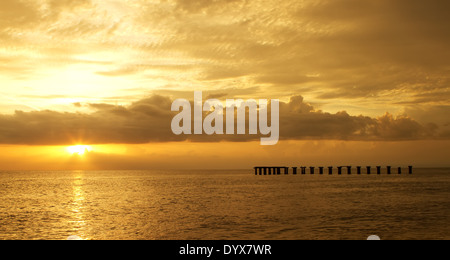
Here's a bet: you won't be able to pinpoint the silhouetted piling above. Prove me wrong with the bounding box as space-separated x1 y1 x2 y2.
254 165 413 176
301 167 307 175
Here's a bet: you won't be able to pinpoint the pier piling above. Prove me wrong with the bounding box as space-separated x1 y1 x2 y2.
301 167 307 175
254 165 413 176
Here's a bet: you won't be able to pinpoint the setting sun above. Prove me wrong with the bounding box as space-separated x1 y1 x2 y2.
67 145 92 155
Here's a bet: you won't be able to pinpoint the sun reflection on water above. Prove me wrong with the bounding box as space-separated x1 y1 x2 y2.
68 171 88 240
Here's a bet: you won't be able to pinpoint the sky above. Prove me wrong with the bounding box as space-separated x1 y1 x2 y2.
0 0 449 170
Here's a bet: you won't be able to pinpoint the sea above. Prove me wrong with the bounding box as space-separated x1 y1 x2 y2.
0 168 449 240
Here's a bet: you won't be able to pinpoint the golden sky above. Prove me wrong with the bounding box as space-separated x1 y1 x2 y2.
0 0 449 169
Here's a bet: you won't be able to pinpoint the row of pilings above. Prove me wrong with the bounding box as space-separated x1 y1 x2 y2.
254 166 413 175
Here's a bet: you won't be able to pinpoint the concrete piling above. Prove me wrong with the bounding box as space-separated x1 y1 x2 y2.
301 167 307 175
254 165 413 176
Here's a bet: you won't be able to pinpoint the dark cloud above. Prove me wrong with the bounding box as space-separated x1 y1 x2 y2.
136 0 450 103
403 105 450 138
0 95 443 145
279 97 437 141
0 0 448 130
0 96 178 145
0 0 40 30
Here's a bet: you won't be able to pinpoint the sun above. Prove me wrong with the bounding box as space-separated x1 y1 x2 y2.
67 145 92 155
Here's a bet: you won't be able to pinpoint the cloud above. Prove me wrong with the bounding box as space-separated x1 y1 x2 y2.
0 0 40 30
279 97 438 141
0 0 117 81
172 0 245 13
0 0 448 126
0 95 443 145
0 95 179 145
133 0 450 102
0 0 94 32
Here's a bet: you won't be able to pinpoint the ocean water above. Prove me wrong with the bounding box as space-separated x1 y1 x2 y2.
0 169 449 240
